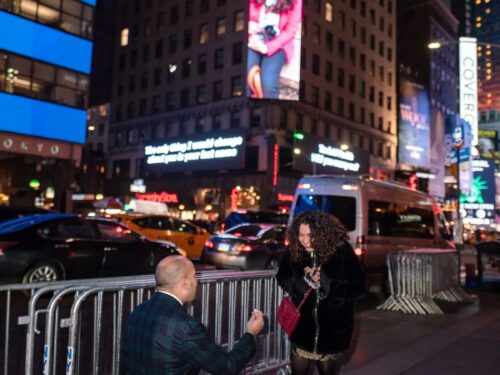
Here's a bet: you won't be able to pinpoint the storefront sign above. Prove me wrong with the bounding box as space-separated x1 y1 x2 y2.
130 179 146 193
0 132 80 161
144 130 245 172
459 37 478 148
277 193 294 202
135 192 179 203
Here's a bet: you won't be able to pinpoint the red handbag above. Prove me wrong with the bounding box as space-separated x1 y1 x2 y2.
277 289 312 336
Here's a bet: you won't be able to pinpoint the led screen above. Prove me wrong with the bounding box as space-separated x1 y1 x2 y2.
0 92 86 144
0 12 92 74
398 80 431 168
246 0 303 100
80 0 96 5
462 159 496 225
144 130 246 173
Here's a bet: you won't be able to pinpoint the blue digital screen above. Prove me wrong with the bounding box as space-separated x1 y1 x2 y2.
80 0 96 5
0 11 93 74
0 92 86 144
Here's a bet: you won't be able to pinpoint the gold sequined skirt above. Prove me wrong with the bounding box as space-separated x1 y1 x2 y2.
292 345 342 362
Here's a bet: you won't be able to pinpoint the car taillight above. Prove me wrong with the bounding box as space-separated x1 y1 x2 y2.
354 235 366 258
205 239 214 249
0 241 17 256
235 244 254 252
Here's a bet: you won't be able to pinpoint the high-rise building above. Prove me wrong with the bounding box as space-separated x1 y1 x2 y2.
104 0 397 219
397 0 459 198
0 0 95 209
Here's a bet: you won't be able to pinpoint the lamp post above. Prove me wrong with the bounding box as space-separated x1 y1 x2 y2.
452 123 465 285
293 148 316 175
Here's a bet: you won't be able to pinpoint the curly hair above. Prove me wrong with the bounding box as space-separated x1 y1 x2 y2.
254 0 296 13
287 210 349 265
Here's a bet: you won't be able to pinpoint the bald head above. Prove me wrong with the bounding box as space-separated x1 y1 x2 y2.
155 256 194 290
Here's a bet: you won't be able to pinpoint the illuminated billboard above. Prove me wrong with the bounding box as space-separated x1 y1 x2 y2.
246 0 303 100
398 80 431 168
459 37 478 148
293 134 369 175
145 130 246 173
462 159 496 225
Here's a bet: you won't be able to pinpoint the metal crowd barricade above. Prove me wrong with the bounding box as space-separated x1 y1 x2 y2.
0 270 289 375
378 249 472 315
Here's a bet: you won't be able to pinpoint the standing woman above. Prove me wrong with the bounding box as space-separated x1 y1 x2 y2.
276 211 366 375
247 0 302 99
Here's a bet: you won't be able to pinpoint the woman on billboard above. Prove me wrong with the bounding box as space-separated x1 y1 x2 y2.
247 0 303 100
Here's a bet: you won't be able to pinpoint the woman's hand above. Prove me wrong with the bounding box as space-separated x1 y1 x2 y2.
304 266 321 285
248 35 268 54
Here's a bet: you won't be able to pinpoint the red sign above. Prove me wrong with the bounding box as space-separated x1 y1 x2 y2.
277 193 294 202
135 192 179 203
272 144 279 186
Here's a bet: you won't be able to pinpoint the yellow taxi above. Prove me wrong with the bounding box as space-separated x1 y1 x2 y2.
117 214 210 259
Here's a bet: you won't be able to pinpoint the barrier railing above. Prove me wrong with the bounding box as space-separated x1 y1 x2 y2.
377 249 472 315
0 270 289 375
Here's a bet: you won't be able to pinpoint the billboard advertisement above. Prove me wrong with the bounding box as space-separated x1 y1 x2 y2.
246 0 303 100
459 37 478 148
461 159 496 225
478 129 498 159
293 134 369 175
145 129 245 173
445 114 473 193
398 80 431 168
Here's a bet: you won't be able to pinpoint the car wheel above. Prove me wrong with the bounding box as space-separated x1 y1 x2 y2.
22 262 62 284
265 258 280 270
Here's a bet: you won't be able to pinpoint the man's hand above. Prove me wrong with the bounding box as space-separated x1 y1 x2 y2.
246 309 265 337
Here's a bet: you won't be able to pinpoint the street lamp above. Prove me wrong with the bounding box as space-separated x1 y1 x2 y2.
294 148 316 175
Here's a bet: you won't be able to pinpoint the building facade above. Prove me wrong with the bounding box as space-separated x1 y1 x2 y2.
0 0 95 210
104 0 397 219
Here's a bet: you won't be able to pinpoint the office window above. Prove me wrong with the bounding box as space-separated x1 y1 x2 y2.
348 103 355 121
169 35 177 53
379 66 384 82
369 86 374 102
198 53 207 74
182 58 191 78
312 54 320 75
350 47 356 65
231 75 243 96
325 2 333 22
142 45 150 63
152 95 160 114
212 114 222 130
180 88 189 107
184 29 192 49
361 27 366 44
349 74 355 93
185 0 193 17
387 96 392 110
196 117 205 132
370 34 375 50
378 117 383 130
155 40 163 58
325 61 333 81
359 80 366 98
166 92 174 111
326 32 333 52
156 12 165 30
312 23 320 44
130 49 137 67
153 68 161 86
361 1 366 16
338 68 345 88
351 20 356 37
167 65 176 83
311 119 318 135
360 54 366 70
338 39 345 58
120 28 129 47
117 79 124 96
170 6 178 25
232 43 243 64
387 47 392 61
119 54 126 70
213 80 223 100
312 86 319 106
216 17 226 38
199 24 209 45
378 91 383 106
179 120 187 136
369 112 374 127
360 107 365 123
128 75 136 93
200 0 209 13
339 11 345 30
337 98 344 116
214 48 224 69
325 92 332 111
231 111 241 128
140 72 148 89
250 108 261 128
144 18 151 36
196 85 206 103
234 10 245 32
378 41 384 57
370 60 375 77
139 99 147 116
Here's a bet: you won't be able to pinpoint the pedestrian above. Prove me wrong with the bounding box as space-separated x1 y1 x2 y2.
246 0 303 99
276 210 367 375
122 256 265 375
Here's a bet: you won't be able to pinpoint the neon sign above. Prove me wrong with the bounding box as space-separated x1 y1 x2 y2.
272 144 279 186
135 192 179 203
277 193 294 202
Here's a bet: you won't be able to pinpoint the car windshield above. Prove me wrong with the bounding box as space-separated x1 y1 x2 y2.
226 224 267 238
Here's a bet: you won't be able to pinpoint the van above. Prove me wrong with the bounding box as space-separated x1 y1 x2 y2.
290 176 454 284
223 210 289 231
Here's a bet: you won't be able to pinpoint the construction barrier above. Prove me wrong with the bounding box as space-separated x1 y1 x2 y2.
378 249 472 315
0 270 289 375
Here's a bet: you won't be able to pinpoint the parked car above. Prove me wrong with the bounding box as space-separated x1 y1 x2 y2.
223 210 289 231
201 223 287 270
117 214 210 259
0 214 180 284
0 205 55 223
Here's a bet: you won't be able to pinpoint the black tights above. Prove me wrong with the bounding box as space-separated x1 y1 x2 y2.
290 352 339 375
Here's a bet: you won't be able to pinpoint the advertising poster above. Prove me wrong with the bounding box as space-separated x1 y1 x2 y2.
461 159 496 225
445 114 473 194
246 0 303 100
398 80 431 168
144 129 246 173
478 129 498 159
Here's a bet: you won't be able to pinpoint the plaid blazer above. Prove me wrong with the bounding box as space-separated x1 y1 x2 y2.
122 292 256 375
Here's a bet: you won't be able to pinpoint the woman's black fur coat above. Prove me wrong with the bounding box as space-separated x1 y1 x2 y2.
276 241 367 354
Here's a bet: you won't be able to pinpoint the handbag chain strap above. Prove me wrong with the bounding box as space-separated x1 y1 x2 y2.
296 288 312 310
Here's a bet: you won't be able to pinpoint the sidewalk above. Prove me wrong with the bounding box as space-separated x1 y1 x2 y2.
341 290 500 375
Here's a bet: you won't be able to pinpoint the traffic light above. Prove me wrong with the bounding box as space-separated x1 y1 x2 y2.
293 131 304 140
